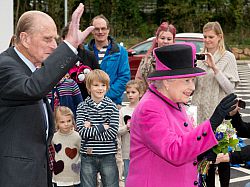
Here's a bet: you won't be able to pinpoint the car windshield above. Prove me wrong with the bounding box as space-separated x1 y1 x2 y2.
132 41 152 55
175 40 204 53
131 39 204 55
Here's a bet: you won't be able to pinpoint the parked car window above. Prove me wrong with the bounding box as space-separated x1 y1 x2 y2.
175 40 204 52
132 41 152 55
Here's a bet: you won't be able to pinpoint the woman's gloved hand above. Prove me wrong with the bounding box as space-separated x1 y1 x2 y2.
210 93 237 131
198 149 217 163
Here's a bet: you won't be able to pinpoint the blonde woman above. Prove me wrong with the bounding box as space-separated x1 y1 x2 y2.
191 21 240 187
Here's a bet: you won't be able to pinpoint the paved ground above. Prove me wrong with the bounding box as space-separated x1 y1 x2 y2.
228 62 250 187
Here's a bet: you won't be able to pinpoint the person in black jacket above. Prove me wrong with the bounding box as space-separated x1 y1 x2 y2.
61 24 100 99
216 111 250 162
216 104 250 187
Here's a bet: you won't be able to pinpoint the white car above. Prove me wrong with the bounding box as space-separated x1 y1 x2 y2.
128 33 204 79
147 33 204 52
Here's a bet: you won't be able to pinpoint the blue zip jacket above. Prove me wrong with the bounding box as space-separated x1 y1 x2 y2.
85 36 130 104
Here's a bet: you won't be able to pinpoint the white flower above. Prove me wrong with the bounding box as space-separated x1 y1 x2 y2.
216 123 227 133
232 134 238 139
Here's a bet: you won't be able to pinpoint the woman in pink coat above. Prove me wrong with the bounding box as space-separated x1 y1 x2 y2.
126 43 238 187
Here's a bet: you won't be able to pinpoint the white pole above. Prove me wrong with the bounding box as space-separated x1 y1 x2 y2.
64 0 68 26
0 0 13 52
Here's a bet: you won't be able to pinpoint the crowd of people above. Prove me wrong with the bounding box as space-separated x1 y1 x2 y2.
0 3 249 187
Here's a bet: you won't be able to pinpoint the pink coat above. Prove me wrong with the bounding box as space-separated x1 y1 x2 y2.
126 85 218 187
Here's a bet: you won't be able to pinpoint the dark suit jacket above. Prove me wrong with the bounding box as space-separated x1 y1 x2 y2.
77 47 100 99
0 43 79 187
231 112 250 138
229 112 250 164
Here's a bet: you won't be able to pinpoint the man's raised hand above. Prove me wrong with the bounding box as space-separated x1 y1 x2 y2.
65 3 95 48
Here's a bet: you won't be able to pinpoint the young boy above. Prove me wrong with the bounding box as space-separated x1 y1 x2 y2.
76 69 119 187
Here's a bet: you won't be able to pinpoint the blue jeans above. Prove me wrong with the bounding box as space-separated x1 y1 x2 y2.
123 159 130 182
80 154 119 187
245 182 250 187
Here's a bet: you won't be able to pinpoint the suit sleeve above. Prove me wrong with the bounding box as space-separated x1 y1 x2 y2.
231 112 250 138
72 80 83 108
0 43 79 105
90 52 100 69
231 145 250 164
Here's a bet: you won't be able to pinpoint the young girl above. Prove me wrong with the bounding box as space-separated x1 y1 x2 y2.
52 106 81 187
118 80 145 183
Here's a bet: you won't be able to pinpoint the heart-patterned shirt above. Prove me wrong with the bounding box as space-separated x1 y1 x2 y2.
51 130 81 186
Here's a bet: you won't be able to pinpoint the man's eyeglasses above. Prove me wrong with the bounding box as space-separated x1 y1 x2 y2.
93 27 109 32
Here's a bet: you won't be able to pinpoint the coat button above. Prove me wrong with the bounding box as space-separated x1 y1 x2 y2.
184 122 188 127
202 132 207 136
194 181 198 185
197 136 201 140
193 161 197 166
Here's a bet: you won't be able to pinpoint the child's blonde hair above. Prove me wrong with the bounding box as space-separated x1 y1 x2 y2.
54 106 75 130
126 79 146 97
86 69 110 94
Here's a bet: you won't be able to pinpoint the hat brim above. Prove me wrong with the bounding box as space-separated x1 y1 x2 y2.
148 67 206 80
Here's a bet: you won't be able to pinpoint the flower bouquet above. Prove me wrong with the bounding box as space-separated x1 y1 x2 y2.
198 120 240 187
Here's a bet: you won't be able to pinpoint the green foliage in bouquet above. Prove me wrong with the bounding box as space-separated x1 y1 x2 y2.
212 120 241 155
198 120 241 186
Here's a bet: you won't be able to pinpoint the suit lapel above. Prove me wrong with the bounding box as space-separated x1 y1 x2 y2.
6 47 33 76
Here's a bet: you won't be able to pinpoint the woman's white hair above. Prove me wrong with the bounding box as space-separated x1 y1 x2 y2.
153 79 175 90
152 80 164 89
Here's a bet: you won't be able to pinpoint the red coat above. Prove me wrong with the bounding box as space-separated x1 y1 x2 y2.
126 84 218 187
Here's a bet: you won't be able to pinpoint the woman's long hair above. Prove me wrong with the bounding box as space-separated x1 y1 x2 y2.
202 21 226 55
145 22 176 61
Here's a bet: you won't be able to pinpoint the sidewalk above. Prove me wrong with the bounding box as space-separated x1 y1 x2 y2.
237 60 250 64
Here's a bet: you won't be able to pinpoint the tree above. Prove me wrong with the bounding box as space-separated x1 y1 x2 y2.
12 0 250 46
